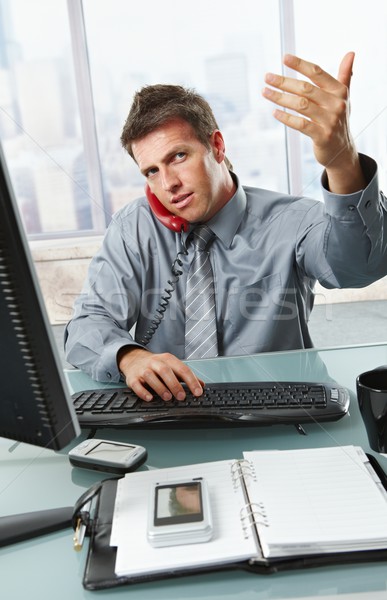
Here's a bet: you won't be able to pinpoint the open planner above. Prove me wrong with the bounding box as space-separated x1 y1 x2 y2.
74 445 387 590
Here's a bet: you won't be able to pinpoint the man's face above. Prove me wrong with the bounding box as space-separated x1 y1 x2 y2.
132 118 234 223
175 484 201 514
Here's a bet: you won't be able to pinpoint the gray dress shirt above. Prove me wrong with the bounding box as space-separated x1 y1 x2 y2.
65 154 387 382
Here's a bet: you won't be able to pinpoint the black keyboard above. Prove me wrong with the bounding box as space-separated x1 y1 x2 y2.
72 381 350 429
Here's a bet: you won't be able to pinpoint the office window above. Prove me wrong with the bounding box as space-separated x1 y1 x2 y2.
0 0 98 237
82 0 286 217
292 0 387 198
1 0 386 241
0 0 287 238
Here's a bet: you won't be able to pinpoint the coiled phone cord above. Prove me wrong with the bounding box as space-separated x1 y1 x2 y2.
139 229 189 346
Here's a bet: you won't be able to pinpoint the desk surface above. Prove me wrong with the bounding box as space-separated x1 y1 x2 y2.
1 343 387 599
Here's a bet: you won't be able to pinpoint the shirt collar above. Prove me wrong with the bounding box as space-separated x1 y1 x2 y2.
183 173 246 248
207 173 246 248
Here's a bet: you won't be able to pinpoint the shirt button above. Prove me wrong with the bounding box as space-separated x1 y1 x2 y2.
106 372 112 379
365 200 371 209
348 205 355 211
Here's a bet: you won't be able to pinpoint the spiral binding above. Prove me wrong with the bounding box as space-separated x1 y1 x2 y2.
230 459 257 490
139 229 189 346
230 459 268 539
240 502 269 538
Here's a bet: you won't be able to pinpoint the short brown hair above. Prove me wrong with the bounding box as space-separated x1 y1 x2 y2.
120 84 232 170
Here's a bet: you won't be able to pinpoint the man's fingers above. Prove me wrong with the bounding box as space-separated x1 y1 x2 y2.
283 53 333 86
130 379 154 402
282 53 348 97
262 84 344 124
262 52 352 147
262 52 358 172
123 351 204 402
271 109 316 140
337 51 355 89
264 72 345 108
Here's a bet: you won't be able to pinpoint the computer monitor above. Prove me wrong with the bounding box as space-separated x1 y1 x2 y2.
0 146 80 449
0 143 81 546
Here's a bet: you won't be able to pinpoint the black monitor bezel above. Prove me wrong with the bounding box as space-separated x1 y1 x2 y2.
0 144 80 450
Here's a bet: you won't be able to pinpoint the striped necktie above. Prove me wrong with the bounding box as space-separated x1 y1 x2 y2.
185 225 218 359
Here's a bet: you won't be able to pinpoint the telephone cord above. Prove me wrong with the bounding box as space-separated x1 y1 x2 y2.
138 229 189 345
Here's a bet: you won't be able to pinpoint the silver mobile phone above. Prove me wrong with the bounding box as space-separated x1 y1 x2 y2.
147 477 213 547
68 438 147 474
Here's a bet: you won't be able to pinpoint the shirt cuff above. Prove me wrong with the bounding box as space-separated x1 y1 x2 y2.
94 340 145 383
321 154 379 223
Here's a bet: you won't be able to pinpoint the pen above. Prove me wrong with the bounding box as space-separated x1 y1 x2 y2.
73 500 91 551
73 518 86 551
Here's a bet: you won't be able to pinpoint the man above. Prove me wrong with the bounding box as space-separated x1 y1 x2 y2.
65 53 387 403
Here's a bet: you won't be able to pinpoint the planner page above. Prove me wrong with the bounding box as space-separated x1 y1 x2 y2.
112 459 259 577
243 445 387 558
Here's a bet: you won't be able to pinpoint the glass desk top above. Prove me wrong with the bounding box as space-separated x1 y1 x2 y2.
1 343 387 599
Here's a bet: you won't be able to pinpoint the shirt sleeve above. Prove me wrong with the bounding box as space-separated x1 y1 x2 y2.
297 154 387 288
64 216 146 383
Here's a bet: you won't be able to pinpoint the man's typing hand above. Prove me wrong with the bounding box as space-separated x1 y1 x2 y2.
262 53 366 194
117 346 204 402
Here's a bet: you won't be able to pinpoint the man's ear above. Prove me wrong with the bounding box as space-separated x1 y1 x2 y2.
210 130 226 163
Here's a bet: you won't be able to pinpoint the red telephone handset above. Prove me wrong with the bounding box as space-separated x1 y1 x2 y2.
145 185 189 233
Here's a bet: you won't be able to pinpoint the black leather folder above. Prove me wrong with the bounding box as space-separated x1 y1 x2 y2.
72 452 387 591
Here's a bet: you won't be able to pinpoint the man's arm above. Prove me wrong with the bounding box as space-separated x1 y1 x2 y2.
64 207 204 401
65 313 204 401
262 52 366 194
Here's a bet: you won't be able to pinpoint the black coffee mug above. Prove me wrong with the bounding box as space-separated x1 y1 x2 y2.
357 366 387 453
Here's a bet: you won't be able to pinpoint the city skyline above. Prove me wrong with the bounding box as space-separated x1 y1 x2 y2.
0 0 386 237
